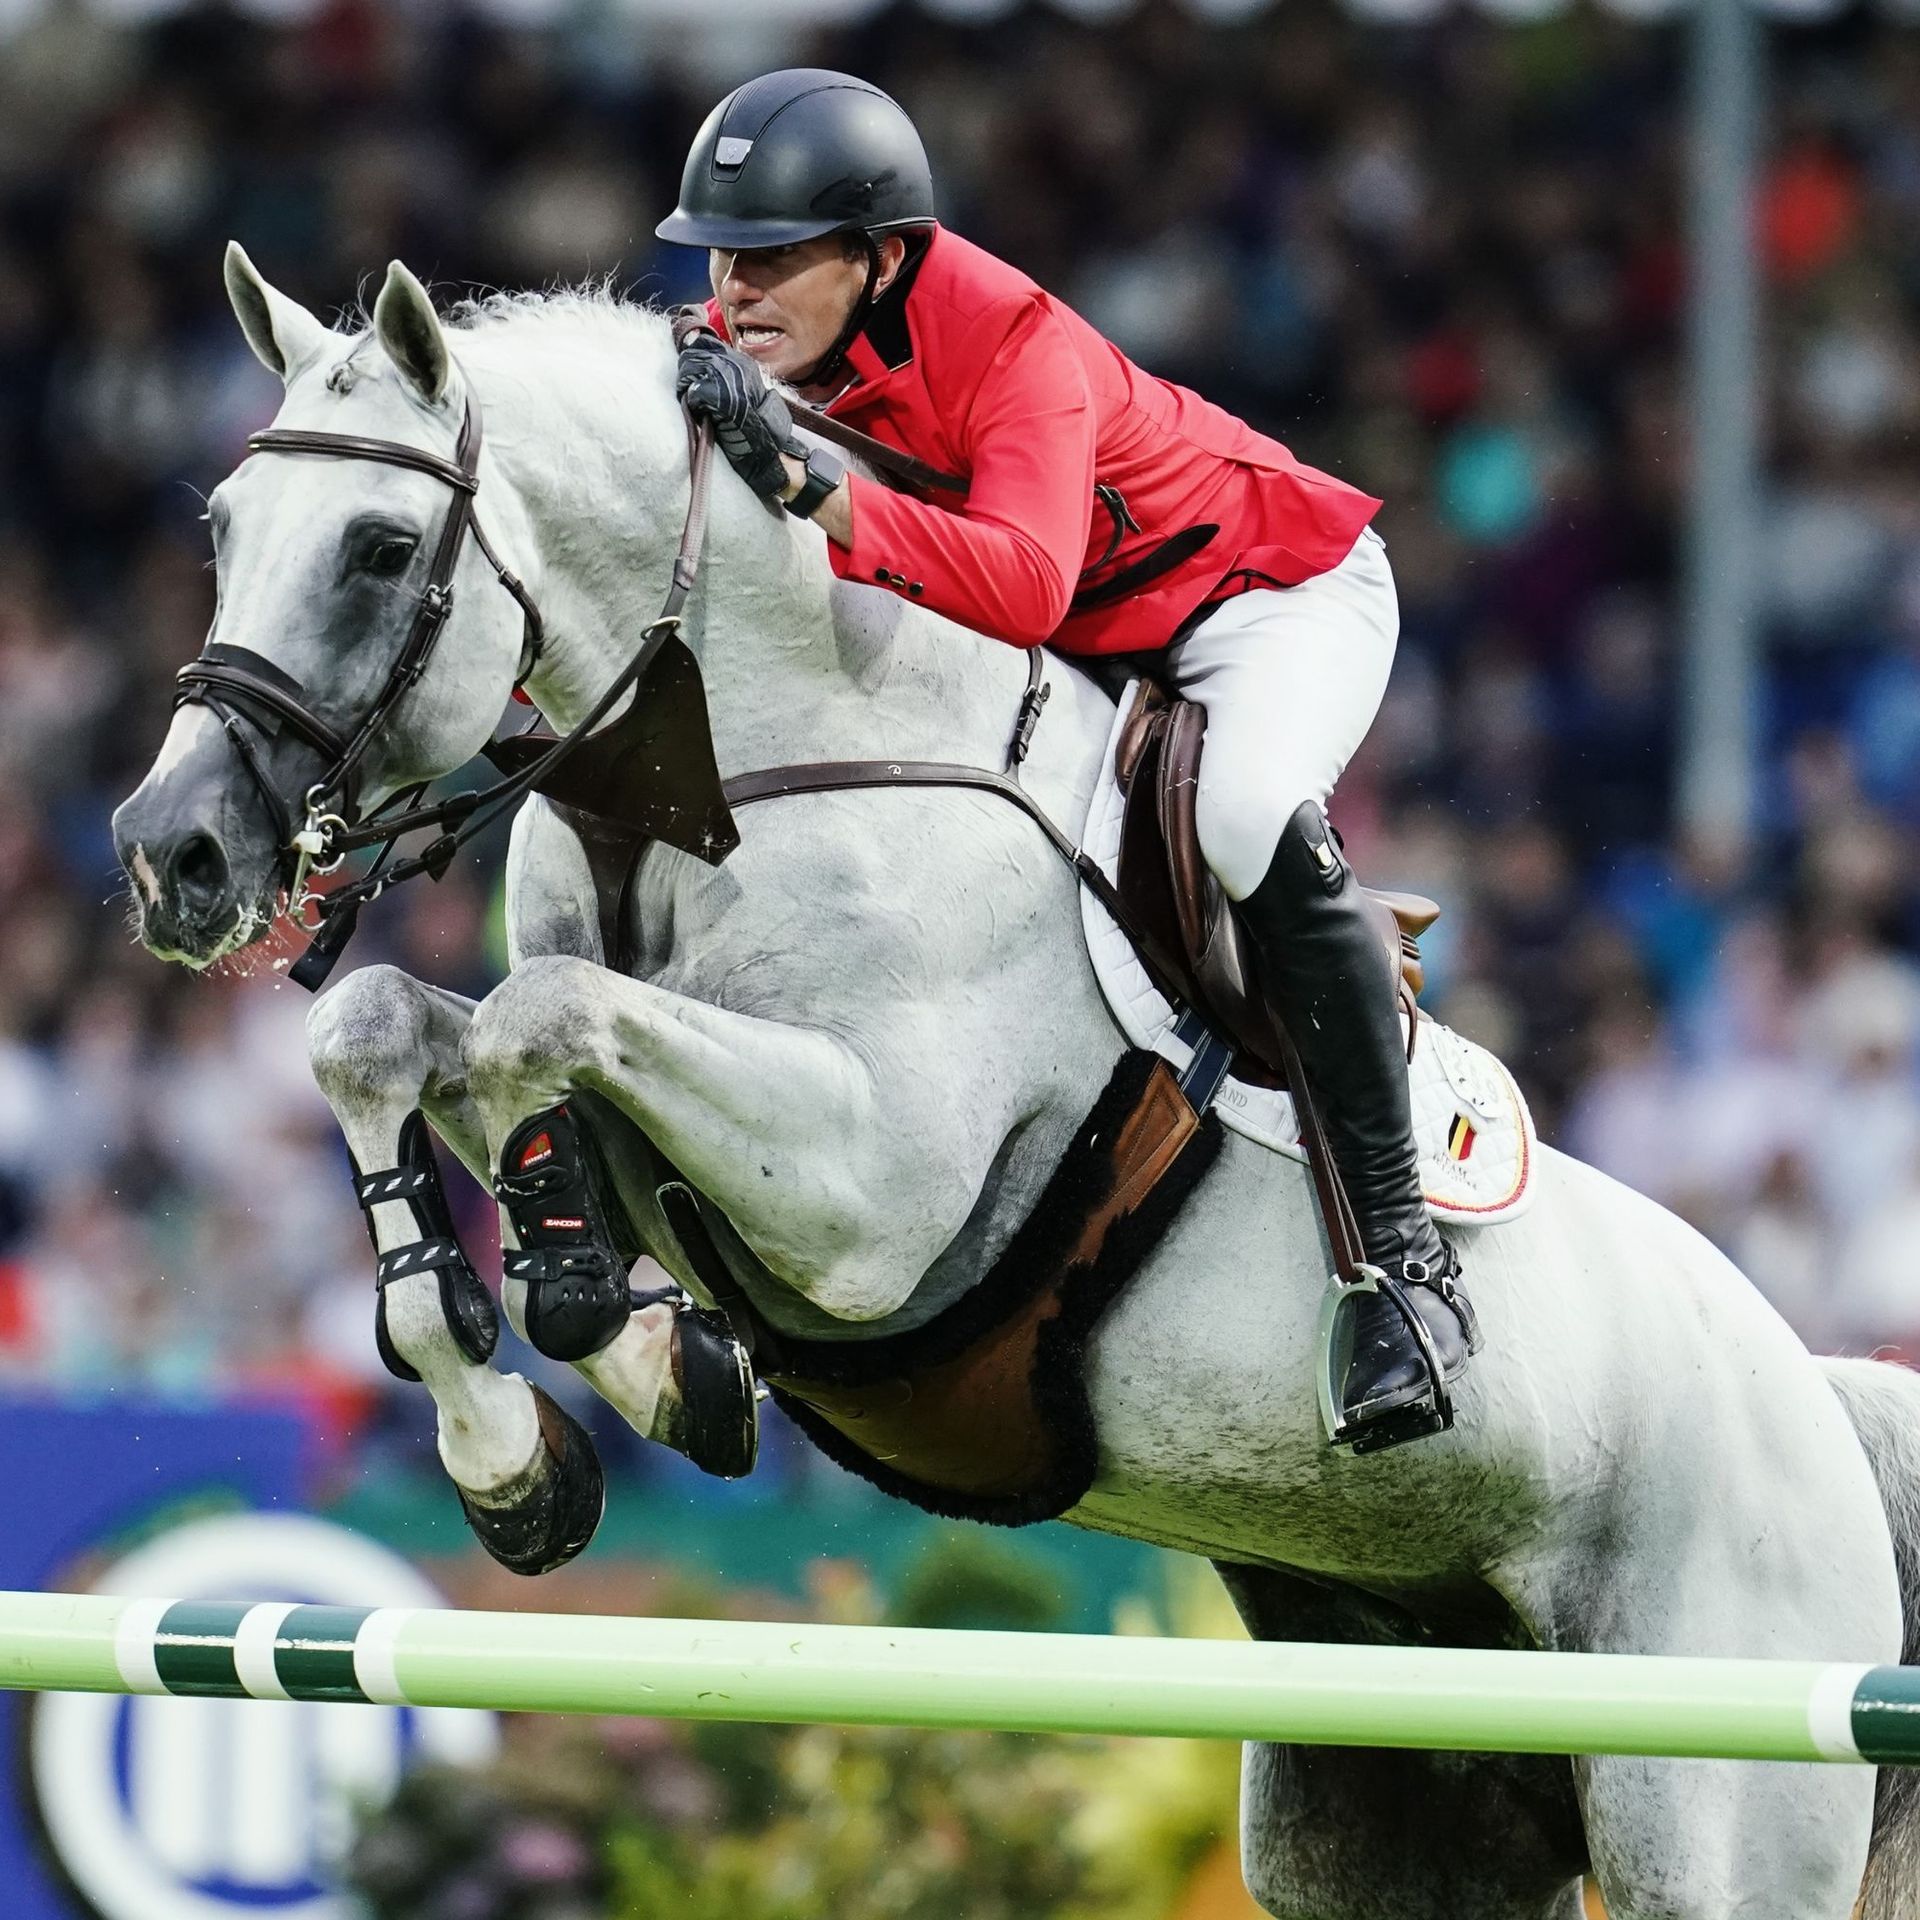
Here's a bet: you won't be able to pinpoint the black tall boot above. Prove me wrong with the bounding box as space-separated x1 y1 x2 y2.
1238 800 1480 1453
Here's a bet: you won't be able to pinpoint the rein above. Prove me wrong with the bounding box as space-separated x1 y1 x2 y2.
785 398 968 495
784 394 1213 616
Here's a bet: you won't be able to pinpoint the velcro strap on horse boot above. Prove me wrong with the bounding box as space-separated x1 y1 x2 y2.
352 1114 499 1383
495 1105 635 1362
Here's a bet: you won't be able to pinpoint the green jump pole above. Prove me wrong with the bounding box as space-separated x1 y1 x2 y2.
0 1590 1916 1767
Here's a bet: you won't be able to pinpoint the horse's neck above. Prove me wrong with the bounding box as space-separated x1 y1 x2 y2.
473 327 1034 776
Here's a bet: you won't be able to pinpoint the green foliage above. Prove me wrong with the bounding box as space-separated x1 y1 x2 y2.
606 1722 1098 1920
345 1547 1249 1920
887 1527 1072 1632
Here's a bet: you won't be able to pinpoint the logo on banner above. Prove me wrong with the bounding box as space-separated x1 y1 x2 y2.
27 1512 497 1920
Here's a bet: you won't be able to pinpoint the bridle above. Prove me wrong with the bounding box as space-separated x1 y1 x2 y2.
177 394 540 875
173 312 719 988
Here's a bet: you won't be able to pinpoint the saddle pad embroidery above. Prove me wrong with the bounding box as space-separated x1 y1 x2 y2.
1078 682 1537 1225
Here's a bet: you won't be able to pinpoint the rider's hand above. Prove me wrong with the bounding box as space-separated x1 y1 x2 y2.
674 334 803 504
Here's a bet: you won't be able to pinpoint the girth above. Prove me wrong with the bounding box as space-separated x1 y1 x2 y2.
758 1050 1220 1525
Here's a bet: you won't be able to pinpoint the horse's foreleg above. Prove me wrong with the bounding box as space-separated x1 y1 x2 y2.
307 966 538 1488
463 953 986 1321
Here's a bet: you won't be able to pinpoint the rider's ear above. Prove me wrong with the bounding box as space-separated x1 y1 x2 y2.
374 261 452 406
224 242 333 383
872 234 910 299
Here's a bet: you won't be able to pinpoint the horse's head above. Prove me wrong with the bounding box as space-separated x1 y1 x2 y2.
113 246 534 967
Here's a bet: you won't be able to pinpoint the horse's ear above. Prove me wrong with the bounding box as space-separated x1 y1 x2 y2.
223 242 331 382
373 261 451 405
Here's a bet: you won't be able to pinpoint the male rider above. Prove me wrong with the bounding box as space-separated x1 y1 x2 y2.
655 69 1477 1453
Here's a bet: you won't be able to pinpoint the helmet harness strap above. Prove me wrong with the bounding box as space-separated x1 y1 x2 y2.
797 229 881 391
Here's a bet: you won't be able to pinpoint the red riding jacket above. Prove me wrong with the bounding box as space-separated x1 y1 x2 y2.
710 226 1379 656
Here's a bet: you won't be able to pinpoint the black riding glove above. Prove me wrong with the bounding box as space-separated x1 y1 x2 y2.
674 334 803 504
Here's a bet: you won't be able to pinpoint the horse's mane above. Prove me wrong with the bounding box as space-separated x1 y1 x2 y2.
332 280 678 385
448 283 675 363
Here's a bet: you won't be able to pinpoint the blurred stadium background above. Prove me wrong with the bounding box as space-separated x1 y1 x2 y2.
2 0 1919 1914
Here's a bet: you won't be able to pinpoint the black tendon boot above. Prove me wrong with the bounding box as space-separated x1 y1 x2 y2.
355 1117 598 1577
352 1111 499 1383
1239 802 1481 1454
495 1106 759 1479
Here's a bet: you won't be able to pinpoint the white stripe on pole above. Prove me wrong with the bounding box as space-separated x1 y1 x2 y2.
112 1595 172 1698
1806 1662 1870 1762
230 1602 298 1703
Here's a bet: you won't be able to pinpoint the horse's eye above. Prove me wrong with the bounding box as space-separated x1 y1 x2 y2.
364 537 417 578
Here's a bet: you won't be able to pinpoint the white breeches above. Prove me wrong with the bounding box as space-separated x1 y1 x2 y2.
1166 525 1398 901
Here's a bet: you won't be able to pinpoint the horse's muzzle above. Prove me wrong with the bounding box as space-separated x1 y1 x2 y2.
112 793 239 959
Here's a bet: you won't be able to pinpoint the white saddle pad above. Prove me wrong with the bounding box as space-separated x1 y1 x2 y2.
1079 683 1537 1226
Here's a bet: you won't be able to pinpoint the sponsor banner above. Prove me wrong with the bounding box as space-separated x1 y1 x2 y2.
0 1401 494 1920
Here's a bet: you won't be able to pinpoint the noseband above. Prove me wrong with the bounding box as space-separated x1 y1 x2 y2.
173 315 720 987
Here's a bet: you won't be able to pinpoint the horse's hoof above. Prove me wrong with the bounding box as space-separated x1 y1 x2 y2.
670 1306 760 1479
455 1385 605 1576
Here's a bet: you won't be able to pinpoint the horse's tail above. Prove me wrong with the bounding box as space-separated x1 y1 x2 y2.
1824 1354 1920 1920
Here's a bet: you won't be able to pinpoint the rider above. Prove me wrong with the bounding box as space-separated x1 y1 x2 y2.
656 69 1478 1454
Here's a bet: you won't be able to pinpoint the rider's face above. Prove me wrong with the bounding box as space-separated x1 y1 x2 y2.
710 236 898 389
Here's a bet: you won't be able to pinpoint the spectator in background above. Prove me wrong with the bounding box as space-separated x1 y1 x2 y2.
2 0 1920 1449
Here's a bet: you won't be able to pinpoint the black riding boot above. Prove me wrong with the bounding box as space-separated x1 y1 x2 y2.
1238 801 1480 1453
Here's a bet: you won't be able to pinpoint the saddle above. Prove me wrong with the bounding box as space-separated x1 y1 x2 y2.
1109 679 1438 1078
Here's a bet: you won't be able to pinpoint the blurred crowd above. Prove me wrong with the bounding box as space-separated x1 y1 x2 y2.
3 0 1920 1439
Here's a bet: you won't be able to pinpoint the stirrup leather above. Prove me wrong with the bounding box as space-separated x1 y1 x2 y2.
1315 1258 1466 1457
353 1112 499 1383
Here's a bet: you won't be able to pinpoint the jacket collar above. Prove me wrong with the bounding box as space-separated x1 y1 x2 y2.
834 331 901 406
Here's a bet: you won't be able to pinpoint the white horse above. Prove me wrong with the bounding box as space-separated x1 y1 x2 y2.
112 247 1920 1920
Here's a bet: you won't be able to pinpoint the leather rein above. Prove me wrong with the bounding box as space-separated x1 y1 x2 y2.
172 312 1168 1002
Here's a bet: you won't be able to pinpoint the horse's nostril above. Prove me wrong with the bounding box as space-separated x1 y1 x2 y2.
170 831 231 917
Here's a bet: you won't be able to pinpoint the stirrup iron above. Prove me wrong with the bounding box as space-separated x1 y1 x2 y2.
353 1112 499 1383
1315 1260 1456 1457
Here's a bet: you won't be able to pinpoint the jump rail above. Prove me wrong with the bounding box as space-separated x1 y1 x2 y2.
0 1591 1916 1765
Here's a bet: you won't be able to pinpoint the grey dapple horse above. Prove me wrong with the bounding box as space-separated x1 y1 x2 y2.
114 248 1920 1920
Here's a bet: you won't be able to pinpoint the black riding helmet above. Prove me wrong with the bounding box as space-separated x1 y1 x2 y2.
657 69 936 383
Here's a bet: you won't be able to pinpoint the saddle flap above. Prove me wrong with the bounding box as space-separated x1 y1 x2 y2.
1371 888 1442 939
1113 677 1168 794
1156 698 1212 968
1114 708 1193 1008
1109 682 1435 1078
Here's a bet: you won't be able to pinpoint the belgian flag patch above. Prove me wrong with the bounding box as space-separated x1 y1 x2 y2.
1446 1113 1477 1162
